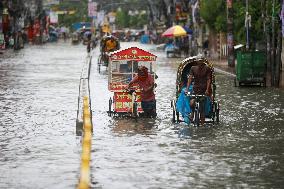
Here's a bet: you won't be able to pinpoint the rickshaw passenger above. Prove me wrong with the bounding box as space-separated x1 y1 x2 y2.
127 66 156 118
185 61 211 126
101 34 120 53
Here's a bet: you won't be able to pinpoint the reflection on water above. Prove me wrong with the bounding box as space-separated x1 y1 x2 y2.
112 118 157 135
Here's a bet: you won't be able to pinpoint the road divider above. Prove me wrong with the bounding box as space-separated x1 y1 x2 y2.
76 54 93 189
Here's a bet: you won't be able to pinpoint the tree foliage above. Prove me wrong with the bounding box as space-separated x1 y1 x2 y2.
115 9 148 29
56 0 148 29
200 0 226 32
115 9 129 28
200 0 282 47
55 0 90 28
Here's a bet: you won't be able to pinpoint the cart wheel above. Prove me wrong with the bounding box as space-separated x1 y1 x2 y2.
133 102 138 122
108 97 112 116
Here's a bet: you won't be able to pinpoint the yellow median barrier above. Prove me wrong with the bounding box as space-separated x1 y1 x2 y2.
78 96 93 189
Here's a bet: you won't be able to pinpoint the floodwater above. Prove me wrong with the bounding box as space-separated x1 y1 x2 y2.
0 41 284 189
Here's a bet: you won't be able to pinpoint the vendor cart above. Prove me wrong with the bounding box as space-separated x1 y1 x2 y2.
107 47 157 119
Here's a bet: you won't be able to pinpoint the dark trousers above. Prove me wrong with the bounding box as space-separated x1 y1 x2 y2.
141 100 156 118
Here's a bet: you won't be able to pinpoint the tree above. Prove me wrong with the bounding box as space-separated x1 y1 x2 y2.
55 0 90 28
115 9 129 28
200 0 282 48
200 0 226 32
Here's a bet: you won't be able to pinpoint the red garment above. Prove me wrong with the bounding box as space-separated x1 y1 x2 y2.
27 26 33 42
132 75 155 102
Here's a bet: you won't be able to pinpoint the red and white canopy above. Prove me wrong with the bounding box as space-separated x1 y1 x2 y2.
110 47 157 61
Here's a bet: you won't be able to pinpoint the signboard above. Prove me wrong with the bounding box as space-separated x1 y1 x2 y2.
110 47 157 61
88 2 97 17
109 83 140 92
114 92 142 112
43 0 59 6
50 11 58 24
109 82 127 91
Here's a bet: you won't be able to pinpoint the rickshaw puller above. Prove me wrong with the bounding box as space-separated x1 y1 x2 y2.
127 66 156 118
185 61 211 126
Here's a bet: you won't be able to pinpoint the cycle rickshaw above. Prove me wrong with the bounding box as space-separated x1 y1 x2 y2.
171 56 220 126
98 35 120 73
107 47 157 119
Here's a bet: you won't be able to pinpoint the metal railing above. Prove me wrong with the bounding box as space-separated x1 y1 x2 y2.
76 53 93 189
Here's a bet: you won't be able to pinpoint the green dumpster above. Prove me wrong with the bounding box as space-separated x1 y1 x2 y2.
235 50 266 87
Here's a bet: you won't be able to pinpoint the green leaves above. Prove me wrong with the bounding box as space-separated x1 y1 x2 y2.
200 0 282 48
200 0 226 32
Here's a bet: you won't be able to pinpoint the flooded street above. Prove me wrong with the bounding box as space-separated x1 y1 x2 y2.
1 42 284 189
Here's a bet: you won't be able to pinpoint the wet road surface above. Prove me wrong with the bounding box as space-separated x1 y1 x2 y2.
0 42 284 189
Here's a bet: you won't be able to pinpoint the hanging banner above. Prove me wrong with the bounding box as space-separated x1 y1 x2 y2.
88 2 97 17
227 0 233 8
96 11 105 27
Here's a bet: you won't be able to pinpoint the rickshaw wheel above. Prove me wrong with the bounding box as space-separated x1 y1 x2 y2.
194 107 200 127
98 64 101 73
171 100 176 123
98 55 102 73
108 97 112 117
176 111 180 123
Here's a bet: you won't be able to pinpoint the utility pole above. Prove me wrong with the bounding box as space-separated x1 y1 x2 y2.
275 0 283 87
265 0 271 82
227 0 235 67
271 0 276 86
245 0 250 50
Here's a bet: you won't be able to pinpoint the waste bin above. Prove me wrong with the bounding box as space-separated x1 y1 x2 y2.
235 50 266 87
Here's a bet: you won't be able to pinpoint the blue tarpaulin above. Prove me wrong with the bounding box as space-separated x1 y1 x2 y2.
176 86 212 124
72 22 91 31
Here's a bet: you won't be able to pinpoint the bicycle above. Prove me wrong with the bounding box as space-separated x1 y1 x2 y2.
185 92 206 127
